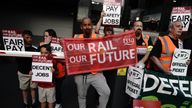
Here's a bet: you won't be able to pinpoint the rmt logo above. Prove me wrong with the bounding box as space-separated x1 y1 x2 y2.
174 51 189 60
128 69 141 79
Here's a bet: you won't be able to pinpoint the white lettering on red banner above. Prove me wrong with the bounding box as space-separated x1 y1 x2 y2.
63 30 137 75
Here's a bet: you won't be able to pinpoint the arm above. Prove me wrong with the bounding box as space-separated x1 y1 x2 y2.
136 37 153 68
140 45 153 62
140 37 154 63
95 11 105 34
150 56 172 75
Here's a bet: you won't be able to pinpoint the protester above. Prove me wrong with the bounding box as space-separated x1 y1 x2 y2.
132 21 154 68
95 11 114 36
38 44 56 108
150 21 191 74
39 29 57 46
39 29 65 108
74 17 110 108
123 21 154 108
16 30 38 108
95 11 116 108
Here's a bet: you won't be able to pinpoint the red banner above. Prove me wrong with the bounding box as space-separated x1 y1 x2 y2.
62 30 137 75
133 100 161 108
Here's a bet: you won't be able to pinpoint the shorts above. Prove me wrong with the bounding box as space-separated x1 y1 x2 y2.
18 71 37 90
38 86 56 103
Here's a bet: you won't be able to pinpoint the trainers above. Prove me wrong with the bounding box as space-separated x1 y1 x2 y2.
55 104 62 108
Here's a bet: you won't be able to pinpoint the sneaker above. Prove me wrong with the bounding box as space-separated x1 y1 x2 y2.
55 104 62 108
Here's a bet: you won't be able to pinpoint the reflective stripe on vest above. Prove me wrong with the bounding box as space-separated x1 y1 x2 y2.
137 34 149 55
159 36 176 70
142 34 149 47
74 33 101 74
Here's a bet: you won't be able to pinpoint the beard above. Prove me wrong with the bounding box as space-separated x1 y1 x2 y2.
135 29 142 37
84 29 92 38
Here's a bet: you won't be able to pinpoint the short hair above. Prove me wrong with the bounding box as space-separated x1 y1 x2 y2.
104 26 114 34
168 21 182 31
81 17 92 25
44 29 57 37
38 44 52 53
132 20 143 27
22 30 33 37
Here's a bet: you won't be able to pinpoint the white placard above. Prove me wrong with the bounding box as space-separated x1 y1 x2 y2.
171 7 191 31
3 37 25 51
125 66 144 98
103 0 121 25
2 29 25 51
171 48 191 76
32 55 53 82
0 50 64 59
51 37 64 56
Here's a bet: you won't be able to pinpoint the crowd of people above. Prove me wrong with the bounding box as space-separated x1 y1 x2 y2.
0 11 192 108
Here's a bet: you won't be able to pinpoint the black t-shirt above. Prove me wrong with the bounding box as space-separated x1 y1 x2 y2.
16 45 37 74
137 36 153 61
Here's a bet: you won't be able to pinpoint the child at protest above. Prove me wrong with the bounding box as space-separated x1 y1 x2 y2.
38 44 56 108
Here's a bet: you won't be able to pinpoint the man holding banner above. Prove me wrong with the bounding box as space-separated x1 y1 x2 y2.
73 17 110 108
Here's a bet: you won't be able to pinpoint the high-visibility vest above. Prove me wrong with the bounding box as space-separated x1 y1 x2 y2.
137 34 150 48
74 33 101 39
136 34 150 56
74 33 102 74
158 36 176 70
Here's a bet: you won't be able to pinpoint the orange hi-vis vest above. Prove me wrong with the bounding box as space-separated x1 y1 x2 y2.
136 34 150 56
137 34 150 48
142 34 150 46
142 34 150 47
158 36 176 70
74 33 102 74
74 33 101 39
